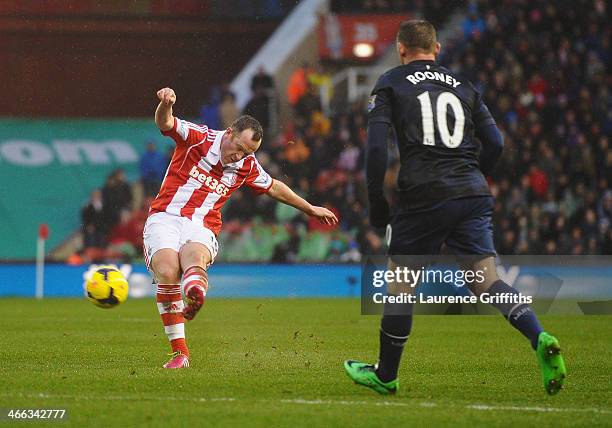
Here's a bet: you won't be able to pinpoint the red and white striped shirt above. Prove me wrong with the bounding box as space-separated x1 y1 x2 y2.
149 117 273 235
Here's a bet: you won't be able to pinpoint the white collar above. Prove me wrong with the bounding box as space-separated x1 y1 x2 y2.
208 129 225 157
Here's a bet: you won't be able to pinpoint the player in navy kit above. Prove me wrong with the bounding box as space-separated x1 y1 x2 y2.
344 20 566 395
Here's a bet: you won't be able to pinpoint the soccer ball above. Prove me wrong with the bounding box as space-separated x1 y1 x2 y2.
86 266 129 309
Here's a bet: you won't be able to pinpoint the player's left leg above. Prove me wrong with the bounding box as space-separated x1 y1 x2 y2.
144 213 190 368
150 249 190 368
449 196 566 394
465 256 545 350
466 256 566 394
448 198 545 349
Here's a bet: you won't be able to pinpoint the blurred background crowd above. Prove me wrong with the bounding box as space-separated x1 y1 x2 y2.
76 0 610 263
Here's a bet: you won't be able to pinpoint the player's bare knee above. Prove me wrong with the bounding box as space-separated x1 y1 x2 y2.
180 243 212 270
386 260 420 296
154 263 181 284
152 253 181 284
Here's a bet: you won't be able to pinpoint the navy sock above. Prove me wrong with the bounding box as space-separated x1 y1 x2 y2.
487 280 543 350
375 300 413 383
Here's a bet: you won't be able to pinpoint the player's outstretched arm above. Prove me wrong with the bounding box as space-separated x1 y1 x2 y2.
155 87 176 131
266 179 338 225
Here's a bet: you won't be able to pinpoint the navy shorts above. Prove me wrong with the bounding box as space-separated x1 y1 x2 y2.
388 196 496 256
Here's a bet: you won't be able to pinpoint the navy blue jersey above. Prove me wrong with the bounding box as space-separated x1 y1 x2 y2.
368 60 496 211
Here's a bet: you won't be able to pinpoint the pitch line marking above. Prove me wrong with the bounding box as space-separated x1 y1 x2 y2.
1 393 610 415
280 399 434 408
0 393 236 404
466 404 612 414
281 399 611 414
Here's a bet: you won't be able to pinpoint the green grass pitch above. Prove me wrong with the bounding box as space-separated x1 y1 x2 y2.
0 298 610 427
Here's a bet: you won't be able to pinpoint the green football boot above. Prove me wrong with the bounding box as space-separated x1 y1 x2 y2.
343 360 399 395
536 332 566 395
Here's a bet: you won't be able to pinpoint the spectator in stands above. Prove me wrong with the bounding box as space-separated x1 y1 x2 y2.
308 63 333 111
462 7 485 39
294 83 322 128
251 65 275 93
271 224 301 263
107 209 138 261
140 141 166 197
81 189 106 249
107 208 145 261
528 165 549 200
597 191 612 225
246 66 277 134
102 168 133 228
287 62 312 106
283 136 311 178
243 84 272 131
337 142 361 172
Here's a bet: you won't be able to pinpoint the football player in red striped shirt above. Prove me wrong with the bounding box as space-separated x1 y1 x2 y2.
145 87 338 368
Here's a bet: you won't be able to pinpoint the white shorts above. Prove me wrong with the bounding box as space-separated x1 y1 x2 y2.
143 212 219 270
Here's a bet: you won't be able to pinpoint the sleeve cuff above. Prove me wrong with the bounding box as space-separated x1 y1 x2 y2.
254 177 274 194
367 116 392 125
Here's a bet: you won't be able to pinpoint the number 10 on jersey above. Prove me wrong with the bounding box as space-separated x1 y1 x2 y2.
417 91 465 148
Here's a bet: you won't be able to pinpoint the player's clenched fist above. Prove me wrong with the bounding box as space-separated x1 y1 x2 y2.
157 87 176 106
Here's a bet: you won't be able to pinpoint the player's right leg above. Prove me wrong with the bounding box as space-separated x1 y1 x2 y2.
177 218 219 321
144 213 189 368
344 258 416 395
179 243 212 321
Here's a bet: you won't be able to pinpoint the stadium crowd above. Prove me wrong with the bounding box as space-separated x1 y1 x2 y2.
77 0 610 263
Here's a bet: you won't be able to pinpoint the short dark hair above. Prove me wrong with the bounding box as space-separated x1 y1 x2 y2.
230 115 263 142
397 20 437 53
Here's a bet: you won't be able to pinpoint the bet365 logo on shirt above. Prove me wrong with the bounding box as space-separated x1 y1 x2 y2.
189 166 229 196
